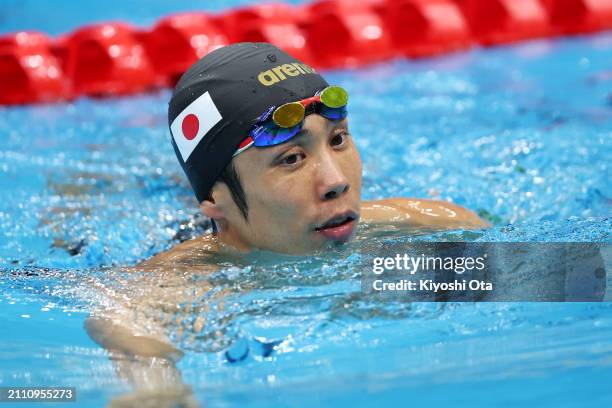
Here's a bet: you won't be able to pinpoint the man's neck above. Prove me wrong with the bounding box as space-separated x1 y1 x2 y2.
214 227 252 254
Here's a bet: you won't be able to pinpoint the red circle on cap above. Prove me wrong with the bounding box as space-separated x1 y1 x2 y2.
182 114 199 140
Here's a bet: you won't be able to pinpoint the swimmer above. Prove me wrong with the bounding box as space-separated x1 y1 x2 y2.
85 42 489 406
142 42 488 265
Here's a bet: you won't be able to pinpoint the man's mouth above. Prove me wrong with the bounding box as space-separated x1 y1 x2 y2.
314 211 358 242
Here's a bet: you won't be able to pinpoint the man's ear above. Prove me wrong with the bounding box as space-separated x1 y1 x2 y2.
200 195 225 222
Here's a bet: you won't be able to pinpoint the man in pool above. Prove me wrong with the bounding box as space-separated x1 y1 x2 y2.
142 42 487 265
86 42 488 406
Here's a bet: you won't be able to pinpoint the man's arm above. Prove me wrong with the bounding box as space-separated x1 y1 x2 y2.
85 316 199 407
84 258 219 407
84 317 182 361
361 198 490 230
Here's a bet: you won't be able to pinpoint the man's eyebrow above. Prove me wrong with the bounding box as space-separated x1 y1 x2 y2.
332 120 349 130
274 128 311 149
265 119 349 155
263 129 310 158
293 127 312 140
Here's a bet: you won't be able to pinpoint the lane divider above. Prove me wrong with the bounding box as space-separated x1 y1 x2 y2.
1 0 610 105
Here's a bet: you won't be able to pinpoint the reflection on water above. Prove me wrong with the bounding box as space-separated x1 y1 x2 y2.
3 240 611 406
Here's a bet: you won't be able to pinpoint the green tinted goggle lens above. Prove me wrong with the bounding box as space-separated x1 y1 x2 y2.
271 85 349 128
320 85 348 108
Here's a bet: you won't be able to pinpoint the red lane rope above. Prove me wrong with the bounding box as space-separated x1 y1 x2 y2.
1 0 611 105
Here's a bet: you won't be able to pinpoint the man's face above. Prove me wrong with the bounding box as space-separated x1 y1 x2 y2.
210 114 362 254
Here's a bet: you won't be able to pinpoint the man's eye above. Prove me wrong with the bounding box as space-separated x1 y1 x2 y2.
331 131 349 147
281 153 304 166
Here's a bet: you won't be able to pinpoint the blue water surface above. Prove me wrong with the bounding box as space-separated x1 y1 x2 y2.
0 1 611 406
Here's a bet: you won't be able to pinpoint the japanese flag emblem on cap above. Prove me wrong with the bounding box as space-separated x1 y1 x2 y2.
170 91 222 162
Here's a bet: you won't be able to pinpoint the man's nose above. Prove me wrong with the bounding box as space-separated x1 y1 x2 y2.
316 153 350 201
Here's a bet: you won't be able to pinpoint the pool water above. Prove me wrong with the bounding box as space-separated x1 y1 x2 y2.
1 4 611 407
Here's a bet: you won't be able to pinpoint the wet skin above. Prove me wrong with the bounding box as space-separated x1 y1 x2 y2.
192 113 489 257
201 114 362 254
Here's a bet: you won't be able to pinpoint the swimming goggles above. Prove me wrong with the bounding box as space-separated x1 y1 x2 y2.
234 85 348 156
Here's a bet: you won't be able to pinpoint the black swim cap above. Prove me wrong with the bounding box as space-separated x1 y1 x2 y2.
168 42 329 202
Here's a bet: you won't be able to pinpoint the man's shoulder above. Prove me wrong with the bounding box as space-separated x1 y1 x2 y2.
361 198 489 230
137 234 219 269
